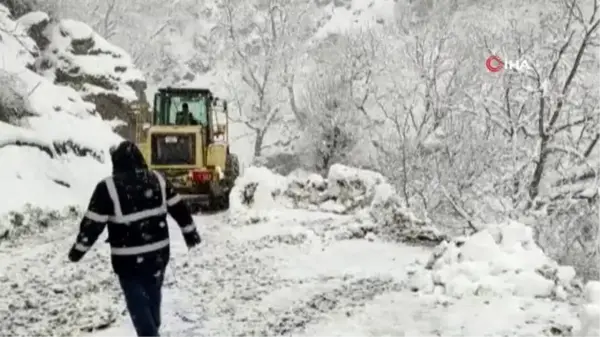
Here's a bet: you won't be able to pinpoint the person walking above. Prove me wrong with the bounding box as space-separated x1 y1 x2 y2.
67 140 201 337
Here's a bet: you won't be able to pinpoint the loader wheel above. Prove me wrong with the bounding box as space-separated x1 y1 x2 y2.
186 199 203 214
208 153 240 211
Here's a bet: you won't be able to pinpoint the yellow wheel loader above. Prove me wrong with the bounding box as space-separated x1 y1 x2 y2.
131 88 239 212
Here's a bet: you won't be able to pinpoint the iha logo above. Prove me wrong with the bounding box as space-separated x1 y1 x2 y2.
485 55 533 73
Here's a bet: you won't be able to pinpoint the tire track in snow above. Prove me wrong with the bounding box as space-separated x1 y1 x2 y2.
164 215 412 337
261 277 405 336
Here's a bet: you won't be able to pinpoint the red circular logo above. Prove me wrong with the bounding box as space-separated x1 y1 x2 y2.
486 55 504 72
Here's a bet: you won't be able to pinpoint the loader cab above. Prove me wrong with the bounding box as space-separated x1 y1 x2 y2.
151 87 229 143
153 88 210 126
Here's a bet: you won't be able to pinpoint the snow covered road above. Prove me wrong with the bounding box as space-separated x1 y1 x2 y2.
90 209 432 337
0 208 582 337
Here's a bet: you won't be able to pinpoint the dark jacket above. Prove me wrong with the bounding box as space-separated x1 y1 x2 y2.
68 141 201 276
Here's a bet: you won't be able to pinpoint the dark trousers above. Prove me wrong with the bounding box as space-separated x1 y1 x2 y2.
118 270 165 337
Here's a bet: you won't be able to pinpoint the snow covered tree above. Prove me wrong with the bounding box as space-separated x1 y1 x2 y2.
41 0 126 38
494 6 598 270
365 2 484 226
213 0 313 159
466 0 600 207
360 0 599 257
296 67 362 174
288 29 380 172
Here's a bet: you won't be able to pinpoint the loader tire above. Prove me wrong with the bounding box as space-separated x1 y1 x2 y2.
208 153 240 211
186 199 203 214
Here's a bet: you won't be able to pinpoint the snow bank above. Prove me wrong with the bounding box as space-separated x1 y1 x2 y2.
230 164 445 245
0 7 123 215
407 222 580 299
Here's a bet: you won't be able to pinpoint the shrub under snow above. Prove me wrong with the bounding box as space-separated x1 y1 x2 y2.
406 221 580 300
0 204 82 245
230 164 446 245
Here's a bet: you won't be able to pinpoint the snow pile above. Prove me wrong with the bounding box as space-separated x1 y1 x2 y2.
289 165 387 213
0 6 123 214
578 281 600 336
407 222 579 299
230 164 445 244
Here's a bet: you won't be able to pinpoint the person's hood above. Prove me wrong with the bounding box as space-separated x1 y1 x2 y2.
110 140 148 174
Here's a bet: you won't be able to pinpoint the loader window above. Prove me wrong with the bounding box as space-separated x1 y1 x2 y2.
169 97 208 126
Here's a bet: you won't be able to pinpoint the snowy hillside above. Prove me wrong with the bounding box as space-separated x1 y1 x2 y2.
0 5 142 216
0 164 596 336
311 0 396 39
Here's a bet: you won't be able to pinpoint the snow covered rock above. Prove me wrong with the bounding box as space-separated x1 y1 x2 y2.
408 222 579 299
230 164 445 245
34 18 147 139
231 164 391 215
230 164 368 213
15 11 50 53
368 182 446 245
228 166 289 225
0 6 123 214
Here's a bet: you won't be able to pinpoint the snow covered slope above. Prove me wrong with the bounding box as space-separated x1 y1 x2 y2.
0 6 130 214
0 164 594 336
311 0 396 39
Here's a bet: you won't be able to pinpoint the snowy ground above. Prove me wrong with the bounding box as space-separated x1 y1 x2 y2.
0 211 582 337
0 165 588 337
85 211 425 337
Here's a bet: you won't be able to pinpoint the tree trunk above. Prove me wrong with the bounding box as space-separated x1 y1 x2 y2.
528 136 549 201
253 130 265 158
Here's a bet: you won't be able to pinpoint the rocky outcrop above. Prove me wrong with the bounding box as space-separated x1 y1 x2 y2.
28 18 148 139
